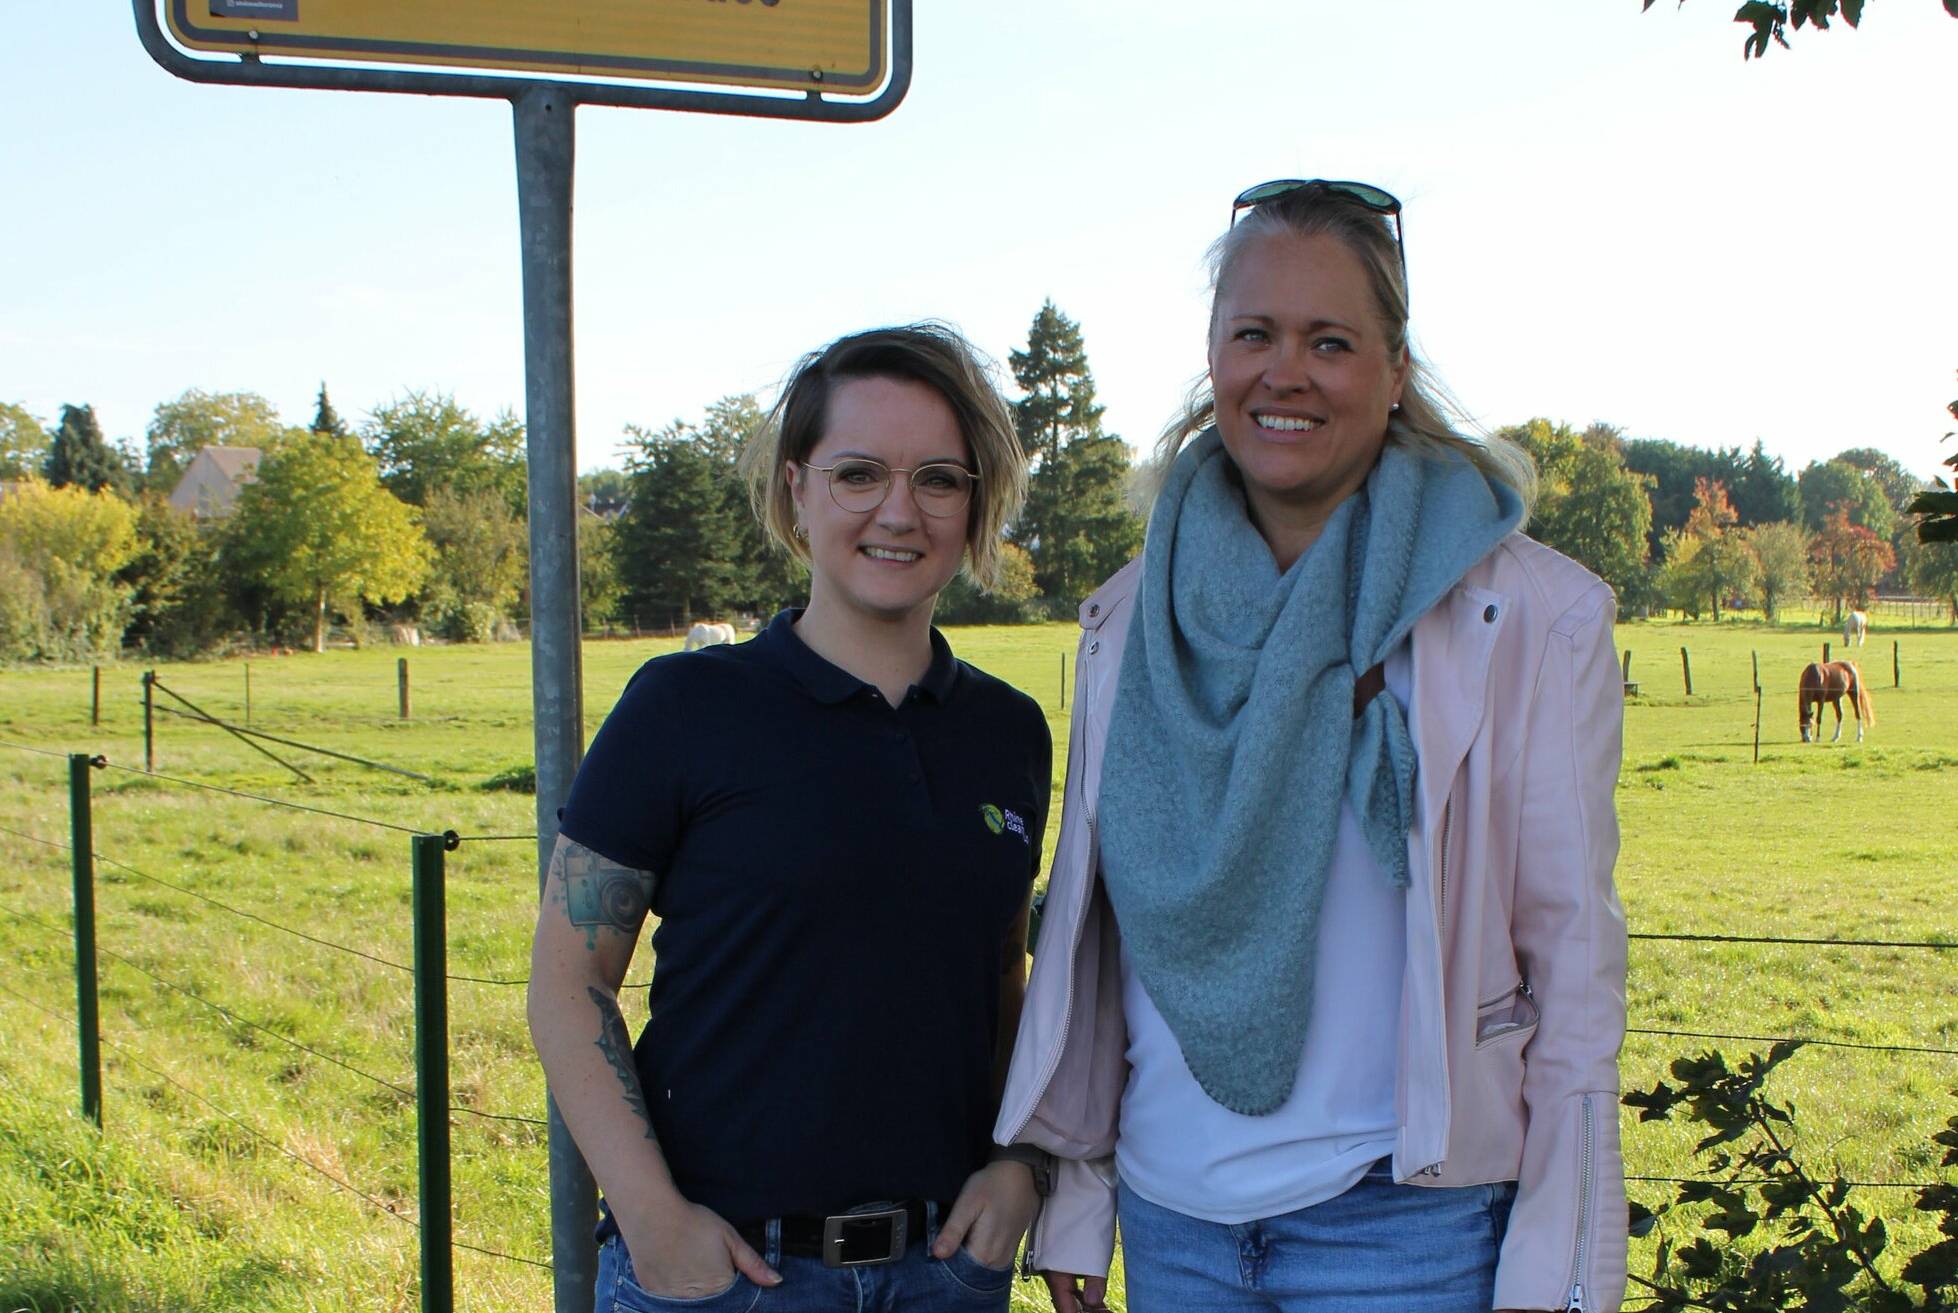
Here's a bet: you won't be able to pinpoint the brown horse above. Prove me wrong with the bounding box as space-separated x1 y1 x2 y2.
1799 660 1875 743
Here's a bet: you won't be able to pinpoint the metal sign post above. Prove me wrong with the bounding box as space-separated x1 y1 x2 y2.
131 7 911 1310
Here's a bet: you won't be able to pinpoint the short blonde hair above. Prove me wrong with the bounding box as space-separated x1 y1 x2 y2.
740 322 1029 591
1154 186 1537 520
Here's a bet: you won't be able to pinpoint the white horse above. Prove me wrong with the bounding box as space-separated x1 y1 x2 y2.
683 621 737 652
1842 609 1868 647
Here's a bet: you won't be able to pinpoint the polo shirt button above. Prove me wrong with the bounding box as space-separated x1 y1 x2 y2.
1088 640 1100 654
1483 604 1498 623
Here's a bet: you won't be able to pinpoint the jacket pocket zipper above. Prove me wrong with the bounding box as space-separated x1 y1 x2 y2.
1566 1093 1595 1312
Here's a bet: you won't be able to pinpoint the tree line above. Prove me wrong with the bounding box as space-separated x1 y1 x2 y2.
3 321 1951 663
0 302 1145 660
1504 411 1958 623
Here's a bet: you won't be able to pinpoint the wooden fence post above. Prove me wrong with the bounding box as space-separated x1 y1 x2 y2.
398 657 411 720
1893 640 1900 689
1823 641 1831 664
1751 649 1762 764
1680 646 1693 697
142 670 155 773
90 666 101 727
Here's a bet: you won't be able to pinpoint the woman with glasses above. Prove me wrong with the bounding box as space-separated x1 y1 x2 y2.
996 182 1628 1313
529 323 1053 1312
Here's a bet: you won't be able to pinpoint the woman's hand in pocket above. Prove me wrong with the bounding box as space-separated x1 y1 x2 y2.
620 1199 782 1298
932 1159 1039 1269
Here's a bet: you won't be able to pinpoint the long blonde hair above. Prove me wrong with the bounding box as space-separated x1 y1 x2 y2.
1152 187 1536 521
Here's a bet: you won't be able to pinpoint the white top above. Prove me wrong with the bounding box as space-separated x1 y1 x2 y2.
1114 647 1411 1224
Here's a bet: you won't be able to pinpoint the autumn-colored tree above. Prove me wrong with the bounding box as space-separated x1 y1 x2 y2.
1671 477 1759 621
1808 504 1896 621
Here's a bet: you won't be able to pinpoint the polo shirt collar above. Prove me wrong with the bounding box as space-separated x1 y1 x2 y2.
762 608 961 705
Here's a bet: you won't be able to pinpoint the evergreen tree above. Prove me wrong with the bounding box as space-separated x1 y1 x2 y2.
1729 439 1803 526
43 404 131 495
312 382 350 439
1008 302 1144 610
612 421 744 627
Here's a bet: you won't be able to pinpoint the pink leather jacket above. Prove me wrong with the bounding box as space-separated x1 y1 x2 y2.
995 533 1628 1313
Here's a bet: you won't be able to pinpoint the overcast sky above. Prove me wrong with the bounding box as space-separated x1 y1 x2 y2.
5 3 1954 484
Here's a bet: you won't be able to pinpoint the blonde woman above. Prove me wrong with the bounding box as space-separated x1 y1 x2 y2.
998 182 1628 1313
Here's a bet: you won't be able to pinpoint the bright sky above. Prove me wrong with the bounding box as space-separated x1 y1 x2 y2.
5 3 1954 485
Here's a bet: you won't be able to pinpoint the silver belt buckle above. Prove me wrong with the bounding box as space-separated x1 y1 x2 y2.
821 1206 908 1268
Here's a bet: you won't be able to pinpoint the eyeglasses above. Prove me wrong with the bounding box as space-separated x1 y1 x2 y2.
1229 178 1406 279
800 457 979 517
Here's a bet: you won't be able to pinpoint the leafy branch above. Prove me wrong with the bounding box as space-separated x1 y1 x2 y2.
1623 1042 1958 1310
1642 1 1958 60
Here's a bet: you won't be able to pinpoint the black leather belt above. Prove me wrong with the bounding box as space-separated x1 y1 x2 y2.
738 1200 936 1268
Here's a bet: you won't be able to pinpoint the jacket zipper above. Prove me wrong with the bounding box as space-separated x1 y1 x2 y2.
1566 1094 1595 1312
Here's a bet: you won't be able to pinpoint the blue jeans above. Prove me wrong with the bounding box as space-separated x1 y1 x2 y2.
595 1202 1014 1313
1117 1162 1516 1313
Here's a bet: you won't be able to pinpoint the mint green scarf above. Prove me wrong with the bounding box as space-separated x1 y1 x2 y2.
1099 428 1521 1115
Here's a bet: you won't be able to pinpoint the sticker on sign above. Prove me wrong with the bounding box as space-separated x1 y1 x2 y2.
165 0 889 93
208 0 299 18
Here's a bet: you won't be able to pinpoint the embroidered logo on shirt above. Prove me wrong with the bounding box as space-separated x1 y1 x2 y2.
982 803 1029 846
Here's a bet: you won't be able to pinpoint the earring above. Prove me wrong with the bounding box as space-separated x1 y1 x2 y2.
793 523 808 540
1390 402 1402 413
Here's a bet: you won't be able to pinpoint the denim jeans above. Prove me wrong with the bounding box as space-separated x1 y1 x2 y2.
595 1201 1014 1313
1117 1161 1516 1313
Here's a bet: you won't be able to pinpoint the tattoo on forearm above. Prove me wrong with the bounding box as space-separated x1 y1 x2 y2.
551 841 653 950
588 985 657 1139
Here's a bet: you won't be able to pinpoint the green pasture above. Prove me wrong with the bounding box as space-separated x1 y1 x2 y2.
0 611 1952 1311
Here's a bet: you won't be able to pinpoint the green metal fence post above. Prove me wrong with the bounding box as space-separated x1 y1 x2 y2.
69 753 101 1127
412 833 454 1313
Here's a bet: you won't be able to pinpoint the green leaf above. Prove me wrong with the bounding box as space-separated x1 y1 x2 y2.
1841 0 1864 25
1630 1199 1660 1237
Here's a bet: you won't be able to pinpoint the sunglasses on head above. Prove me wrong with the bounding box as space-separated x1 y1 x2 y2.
1229 179 1407 283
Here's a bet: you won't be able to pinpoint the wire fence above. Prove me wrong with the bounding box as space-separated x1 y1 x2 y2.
2 735 1954 1305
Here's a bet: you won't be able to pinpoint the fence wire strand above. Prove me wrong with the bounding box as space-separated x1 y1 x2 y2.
0 977 553 1272
1628 1174 1938 1190
0 738 73 762
86 848 528 987
1628 1026 1958 1058
1632 930 1955 951
0 821 72 854
96 759 430 837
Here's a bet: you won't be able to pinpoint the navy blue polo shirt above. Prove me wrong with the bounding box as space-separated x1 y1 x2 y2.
558 610 1051 1224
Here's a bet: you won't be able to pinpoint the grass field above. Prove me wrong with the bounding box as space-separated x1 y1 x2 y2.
1 608 1953 1312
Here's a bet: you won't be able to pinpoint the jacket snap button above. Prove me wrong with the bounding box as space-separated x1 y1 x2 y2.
1088 640 1100 654
1088 603 1100 617
1483 604 1497 623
